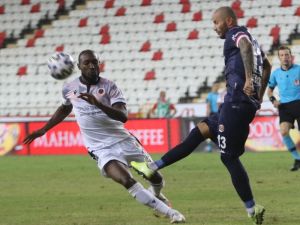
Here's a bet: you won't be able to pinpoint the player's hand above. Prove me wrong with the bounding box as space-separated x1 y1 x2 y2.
273 100 280 108
23 129 46 144
243 80 254 96
78 93 99 105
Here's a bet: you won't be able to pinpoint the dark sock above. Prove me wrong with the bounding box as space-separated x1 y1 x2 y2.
220 154 254 202
155 127 205 169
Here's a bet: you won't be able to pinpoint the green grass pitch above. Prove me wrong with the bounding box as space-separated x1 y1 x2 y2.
0 152 299 225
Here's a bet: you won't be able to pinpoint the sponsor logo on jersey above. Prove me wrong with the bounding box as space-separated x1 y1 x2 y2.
218 124 224 132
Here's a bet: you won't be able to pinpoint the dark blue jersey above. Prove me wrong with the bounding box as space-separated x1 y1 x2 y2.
223 26 265 108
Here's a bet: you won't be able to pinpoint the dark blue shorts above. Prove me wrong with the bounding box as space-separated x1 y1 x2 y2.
203 102 257 157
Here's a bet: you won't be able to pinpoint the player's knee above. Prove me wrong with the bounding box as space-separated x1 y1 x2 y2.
280 129 289 136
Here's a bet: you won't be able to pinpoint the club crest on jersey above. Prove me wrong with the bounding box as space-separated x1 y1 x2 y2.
219 124 225 132
294 79 300 86
97 88 105 96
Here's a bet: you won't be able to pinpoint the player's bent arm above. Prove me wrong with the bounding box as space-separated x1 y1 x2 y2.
238 37 254 81
23 104 73 144
259 58 272 101
97 102 128 123
77 93 128 123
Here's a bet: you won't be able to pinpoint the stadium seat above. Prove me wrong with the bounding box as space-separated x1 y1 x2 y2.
17 66 27 76
280 0 292 7
165 21 177 32
154 13 164 23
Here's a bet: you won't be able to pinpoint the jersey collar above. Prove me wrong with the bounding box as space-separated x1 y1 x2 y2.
280 64 293 71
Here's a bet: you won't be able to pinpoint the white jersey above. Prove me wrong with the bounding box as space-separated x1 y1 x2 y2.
62 77 131 150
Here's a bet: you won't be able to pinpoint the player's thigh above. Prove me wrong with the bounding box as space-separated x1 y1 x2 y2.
201 111 219 143
217 102 256 156
119 137 153 164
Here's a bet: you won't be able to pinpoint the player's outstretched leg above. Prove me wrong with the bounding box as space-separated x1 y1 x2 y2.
282 134 300 171
128 182 185 223
220 154 265 224
106 160 185 223
248 204 265 225
147 172 172 207
131 126 206 178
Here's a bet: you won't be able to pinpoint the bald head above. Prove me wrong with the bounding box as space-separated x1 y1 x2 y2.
212 6 238 39
214 7 237 23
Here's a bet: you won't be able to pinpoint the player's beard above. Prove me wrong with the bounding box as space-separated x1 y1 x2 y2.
82 71 100 84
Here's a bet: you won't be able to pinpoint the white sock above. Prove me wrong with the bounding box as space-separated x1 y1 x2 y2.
246 206 255 215
148 161 159 171
128 182 172 217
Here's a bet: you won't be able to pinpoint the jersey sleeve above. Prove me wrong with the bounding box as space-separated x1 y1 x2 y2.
61 83 72 105
109 82 126 105
206 93 211 103
268 71 277 88
232 31 251 48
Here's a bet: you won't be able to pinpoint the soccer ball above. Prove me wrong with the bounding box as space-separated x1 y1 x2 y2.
47 52 75 80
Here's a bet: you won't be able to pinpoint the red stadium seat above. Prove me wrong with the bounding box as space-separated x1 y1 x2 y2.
231 0 241 10
295 7 300 16
0 31 6 48
234 9 244 18
141 0 151 6
30 3 40 13
57 0 65 10
100 34 110 44
26 38 36 47
154 13 164 23
34 29 44 38
192 11 202 21
188 29 199 40
17 66 27 76
104 0 114 9
152 50 163 61
181 3 191 13
115 7 126 16
21 0 30 5
55 45 64 52
99 62 105 72
179 0 190 4
144 70 156 80
0 5 5 14
99 24 109 35
165 22 177 32
270 25 280 45
78 17 88 27
140 41 151 52
281 0 291 7
246 17 257 28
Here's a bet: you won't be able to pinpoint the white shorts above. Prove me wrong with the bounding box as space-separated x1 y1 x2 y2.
90 137 153 177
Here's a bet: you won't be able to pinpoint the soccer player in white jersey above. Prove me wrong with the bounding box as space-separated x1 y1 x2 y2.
23 49 185 223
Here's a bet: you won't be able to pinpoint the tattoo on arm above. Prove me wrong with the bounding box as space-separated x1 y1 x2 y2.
239 38 254 80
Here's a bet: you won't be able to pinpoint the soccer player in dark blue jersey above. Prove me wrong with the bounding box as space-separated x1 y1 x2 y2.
131 7 271 225
267 46 300 171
